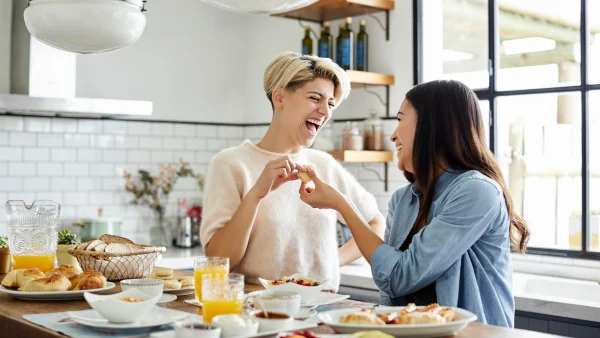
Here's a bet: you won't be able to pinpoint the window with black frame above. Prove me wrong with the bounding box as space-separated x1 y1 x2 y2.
415 0 600 257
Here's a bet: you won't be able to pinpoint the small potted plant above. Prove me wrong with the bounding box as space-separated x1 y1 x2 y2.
0 235 11 273
57 230 81 269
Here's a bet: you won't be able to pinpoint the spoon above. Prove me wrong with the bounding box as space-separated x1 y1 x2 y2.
254 295 269 319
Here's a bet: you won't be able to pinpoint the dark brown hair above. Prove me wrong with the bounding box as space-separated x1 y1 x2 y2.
404 80 529 253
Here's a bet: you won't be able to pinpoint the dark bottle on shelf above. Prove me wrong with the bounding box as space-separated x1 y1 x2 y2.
302 26 313 55
340 17 354 70
356 19 368 71
318 21 333 59
336 23 344 65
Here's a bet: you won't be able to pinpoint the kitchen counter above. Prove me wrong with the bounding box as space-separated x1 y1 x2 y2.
0 270 563 338
156 247 600 325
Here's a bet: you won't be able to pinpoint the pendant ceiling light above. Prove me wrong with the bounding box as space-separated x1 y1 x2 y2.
24 0 147 54
199 0 318 14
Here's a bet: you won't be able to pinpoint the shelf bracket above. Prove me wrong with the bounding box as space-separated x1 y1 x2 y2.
364 9 390 41
362 84 391 117
361 162 389 192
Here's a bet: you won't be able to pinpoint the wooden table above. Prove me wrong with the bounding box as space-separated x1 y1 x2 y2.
0 271 560 338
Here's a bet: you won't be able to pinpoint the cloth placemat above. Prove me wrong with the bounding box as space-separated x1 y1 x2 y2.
23 310 201 338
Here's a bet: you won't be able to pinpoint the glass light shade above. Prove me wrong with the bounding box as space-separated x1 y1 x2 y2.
199 0 318 14
24 0 146 54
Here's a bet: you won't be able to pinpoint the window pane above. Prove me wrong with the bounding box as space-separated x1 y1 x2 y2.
422 0 489 89
497 93 582 249
498 0 581 90
589 91 600 251
588 1 600 84
479 100 490 147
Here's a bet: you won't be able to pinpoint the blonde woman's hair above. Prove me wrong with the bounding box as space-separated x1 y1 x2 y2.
264 52 351 109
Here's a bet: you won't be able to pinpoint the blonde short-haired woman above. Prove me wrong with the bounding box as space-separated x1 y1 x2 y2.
200 52 385 289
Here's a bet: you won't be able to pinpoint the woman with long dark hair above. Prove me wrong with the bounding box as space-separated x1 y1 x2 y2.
299 79 529 327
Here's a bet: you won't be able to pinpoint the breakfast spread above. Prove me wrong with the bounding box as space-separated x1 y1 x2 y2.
339 303 456 325
1 265 107 292
269 276 321 287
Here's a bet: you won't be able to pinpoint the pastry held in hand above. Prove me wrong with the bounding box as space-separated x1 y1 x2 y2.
298 165 313 183
19 273 71 292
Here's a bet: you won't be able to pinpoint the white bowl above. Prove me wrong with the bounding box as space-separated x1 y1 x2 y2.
174 319 222 338
258 273 327 303
212 314 259 337
249 310 294 332
121 278 164 297
84 288 161 323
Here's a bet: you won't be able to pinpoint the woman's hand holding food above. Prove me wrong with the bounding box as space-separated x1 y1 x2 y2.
248 156 306 200
298 166 346 211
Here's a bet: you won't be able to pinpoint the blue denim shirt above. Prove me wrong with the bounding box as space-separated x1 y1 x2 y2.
370 169 514 327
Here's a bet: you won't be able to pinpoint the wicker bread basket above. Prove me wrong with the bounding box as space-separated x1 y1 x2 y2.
68 245 166 281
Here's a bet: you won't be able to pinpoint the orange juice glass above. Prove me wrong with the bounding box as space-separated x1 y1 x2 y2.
201 273 244 324
6 200 60 272
13 254 56 272
194 256 229 303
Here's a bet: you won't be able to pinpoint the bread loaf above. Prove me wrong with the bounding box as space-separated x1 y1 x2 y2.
99 234 134 245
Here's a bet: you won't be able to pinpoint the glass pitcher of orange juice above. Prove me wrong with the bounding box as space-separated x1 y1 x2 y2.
6 200 60 272
194 256 229 303
202 273 244 324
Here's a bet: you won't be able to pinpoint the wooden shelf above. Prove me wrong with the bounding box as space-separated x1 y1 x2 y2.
272 0 395 23
328 150 394 163
347 70 395 88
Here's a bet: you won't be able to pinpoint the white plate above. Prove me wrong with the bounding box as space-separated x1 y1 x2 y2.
184 298 202 307
68 306 190 330
302 292 350 307
318 307 477 337
149 320 317 338
163 287 195 296
0 282 116 300
158 294 177 303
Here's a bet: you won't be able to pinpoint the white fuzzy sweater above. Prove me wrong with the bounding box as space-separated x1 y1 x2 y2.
200 141 379 289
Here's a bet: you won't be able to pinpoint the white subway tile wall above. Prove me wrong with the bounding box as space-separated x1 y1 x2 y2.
0 116 406 243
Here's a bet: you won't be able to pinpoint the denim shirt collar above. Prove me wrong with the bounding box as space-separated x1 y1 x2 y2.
408 168 464 202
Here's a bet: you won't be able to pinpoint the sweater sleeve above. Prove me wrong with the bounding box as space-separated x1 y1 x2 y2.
200 158 243 248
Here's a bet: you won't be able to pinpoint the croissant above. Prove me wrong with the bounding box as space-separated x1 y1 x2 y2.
69 270 107 290
1 269 22 288
340 311 386 325
16 268 46 287
45 264 83 279
18 273 71 292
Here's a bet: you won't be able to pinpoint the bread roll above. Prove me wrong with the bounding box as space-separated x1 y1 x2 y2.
397 312 445 324
19 273 71 292
45 264 83 279
1 269 23 288
163 279 182 290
